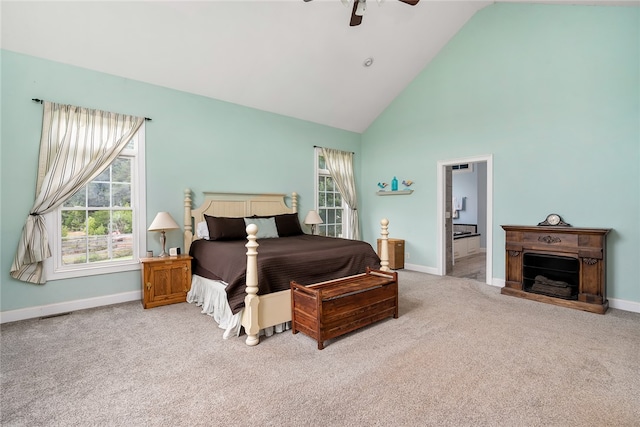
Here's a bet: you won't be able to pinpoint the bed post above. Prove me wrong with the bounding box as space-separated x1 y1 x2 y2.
291 192 298 213
184 188 194 254
243 224 260 346
380 218 390 272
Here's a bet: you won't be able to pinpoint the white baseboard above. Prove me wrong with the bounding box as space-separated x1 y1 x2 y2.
0 290 142 324
490 278 505 288
404 263 439 275
609 298 640 313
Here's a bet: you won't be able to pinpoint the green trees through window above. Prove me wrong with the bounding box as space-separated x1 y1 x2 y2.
60 157 134 265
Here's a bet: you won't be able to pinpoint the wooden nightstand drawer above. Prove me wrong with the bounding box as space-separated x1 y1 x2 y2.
140 255 192 309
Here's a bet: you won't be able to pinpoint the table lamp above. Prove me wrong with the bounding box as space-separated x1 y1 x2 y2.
304 210 323 235
148 212 180 257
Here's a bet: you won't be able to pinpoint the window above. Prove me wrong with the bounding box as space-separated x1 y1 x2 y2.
44 126 146 280
315 148 349 238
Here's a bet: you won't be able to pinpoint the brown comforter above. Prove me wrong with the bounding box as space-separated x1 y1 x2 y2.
189 235 381 314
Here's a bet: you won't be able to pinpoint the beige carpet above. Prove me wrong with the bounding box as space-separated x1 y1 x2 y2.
2 270 639 426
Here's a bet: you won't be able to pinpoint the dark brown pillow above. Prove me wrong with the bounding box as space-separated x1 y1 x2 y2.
274 213 304 237
249 213 303 237
204 215 246 241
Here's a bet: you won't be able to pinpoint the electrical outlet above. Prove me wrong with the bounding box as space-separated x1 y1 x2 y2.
406 252 410 260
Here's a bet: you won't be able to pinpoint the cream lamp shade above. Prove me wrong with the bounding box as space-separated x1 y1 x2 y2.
304 210 323 235
148 212 180 257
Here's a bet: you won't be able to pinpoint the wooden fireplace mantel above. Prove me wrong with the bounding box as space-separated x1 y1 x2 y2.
501 225 611 314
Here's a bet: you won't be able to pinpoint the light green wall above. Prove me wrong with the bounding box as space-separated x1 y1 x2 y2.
361 4 640 302
0 50 361 311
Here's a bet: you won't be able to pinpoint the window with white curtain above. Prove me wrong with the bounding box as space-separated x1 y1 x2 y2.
315 147 350 238
44 127 146 280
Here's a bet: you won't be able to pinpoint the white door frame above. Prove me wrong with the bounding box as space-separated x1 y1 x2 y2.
436 154 493 284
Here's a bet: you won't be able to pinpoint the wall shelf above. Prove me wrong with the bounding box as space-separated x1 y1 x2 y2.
376 190 413 196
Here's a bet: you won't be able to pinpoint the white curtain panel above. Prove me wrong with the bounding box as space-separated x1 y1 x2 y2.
10 102 144 284
321 147 360 240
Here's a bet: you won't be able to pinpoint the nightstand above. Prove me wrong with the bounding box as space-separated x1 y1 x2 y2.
140 254 192 309
377 238 405 270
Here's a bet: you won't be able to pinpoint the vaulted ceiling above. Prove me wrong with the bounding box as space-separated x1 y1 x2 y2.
2 1 636 133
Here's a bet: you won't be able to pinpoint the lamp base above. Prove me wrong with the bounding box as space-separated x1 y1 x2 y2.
159 230 168 257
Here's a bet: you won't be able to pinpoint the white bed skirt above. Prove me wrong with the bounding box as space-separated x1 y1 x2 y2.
187 274 290 339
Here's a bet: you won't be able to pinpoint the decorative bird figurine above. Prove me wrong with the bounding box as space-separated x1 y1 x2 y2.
402 180 414 189
377 182 388 190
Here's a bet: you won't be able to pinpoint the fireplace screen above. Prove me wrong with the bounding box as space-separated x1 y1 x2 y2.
522 253 579 300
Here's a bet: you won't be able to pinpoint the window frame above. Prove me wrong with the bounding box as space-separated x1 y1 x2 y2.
314 147 350 238
44 125 147 280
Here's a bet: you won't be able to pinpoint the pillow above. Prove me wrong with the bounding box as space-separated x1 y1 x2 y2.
244 217 279 239
204 215 247 241
196 221 210 240
274 213 303 237
249 213 304 237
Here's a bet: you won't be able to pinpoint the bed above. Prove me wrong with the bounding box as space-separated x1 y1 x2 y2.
183 189 391 346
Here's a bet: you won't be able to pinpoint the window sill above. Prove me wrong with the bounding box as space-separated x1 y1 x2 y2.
44 259 141 281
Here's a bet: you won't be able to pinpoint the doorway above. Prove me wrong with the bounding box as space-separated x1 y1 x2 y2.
436 155 493 284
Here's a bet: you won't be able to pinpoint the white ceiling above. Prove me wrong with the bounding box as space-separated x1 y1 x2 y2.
2 0 637 133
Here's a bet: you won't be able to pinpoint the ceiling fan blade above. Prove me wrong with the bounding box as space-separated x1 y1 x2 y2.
398 0 419 5
349 0 363 26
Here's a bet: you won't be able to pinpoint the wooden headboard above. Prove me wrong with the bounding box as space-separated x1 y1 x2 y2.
183 189 298 252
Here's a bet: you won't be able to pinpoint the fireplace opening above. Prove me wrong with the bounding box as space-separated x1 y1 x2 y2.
522 253 579 300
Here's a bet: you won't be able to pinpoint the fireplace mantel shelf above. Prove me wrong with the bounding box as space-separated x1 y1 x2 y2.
501 225 611 234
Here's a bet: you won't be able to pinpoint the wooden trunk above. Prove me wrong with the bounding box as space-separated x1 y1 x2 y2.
291 268 398 349
501 225 610 314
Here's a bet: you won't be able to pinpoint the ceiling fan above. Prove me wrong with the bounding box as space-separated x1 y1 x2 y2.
304 0 420 27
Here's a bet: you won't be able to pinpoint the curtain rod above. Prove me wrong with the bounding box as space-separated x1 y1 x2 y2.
32 98 152 121
313 145 354 155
